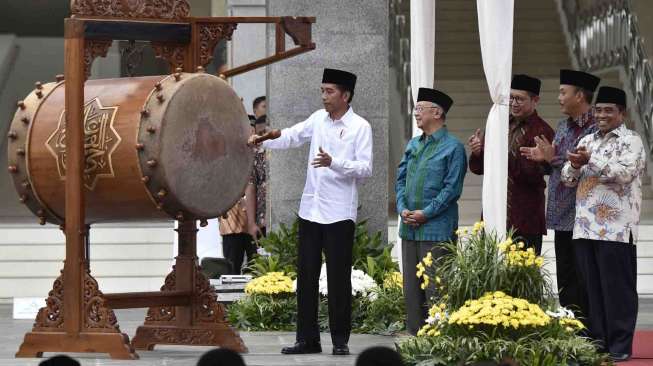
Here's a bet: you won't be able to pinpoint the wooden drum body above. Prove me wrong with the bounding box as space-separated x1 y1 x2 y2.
7 73 253 224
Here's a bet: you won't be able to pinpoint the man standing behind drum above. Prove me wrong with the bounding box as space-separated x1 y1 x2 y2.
248 68 373 356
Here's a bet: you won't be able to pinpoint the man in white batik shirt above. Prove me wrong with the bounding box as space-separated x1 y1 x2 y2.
561 86 646 362
249 68 372 356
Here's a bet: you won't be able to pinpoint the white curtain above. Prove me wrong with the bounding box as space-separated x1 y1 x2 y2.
410 0 436 137
476 0 514 239
397 0 436 272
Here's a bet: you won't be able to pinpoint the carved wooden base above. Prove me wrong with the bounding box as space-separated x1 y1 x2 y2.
15 331 138 359
16 269 137 359
132 325 247 352
131 263 248 352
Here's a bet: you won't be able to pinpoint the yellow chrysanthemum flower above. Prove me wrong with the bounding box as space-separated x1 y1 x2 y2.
244 272 294 295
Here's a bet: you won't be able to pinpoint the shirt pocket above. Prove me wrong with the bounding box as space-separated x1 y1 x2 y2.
424 156 447 195
329 127 355 159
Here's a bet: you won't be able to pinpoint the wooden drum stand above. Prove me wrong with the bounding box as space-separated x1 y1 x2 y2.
14 0 314 359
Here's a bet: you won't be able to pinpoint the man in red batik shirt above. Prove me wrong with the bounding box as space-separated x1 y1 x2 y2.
468 74 555 254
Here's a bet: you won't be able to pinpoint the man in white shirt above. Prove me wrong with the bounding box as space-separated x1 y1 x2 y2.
249 68 373 356
561 86 645 362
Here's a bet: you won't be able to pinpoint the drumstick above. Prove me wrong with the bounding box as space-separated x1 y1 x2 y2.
253 129 281 144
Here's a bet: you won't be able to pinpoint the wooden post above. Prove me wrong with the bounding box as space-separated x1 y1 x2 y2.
15 18 137 360
63 17 86 337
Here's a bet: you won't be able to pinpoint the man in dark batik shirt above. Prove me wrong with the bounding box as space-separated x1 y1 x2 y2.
468 74 554 255
246 114 268 241
521 69 600 318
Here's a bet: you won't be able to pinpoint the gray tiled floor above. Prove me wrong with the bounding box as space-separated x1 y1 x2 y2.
1 300 652 366
0 306 400 366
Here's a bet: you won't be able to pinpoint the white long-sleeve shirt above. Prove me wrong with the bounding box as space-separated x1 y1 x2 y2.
263 107 373 224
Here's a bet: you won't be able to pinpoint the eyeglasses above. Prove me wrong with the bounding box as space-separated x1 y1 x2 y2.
413 106 438 114
509 96 529 105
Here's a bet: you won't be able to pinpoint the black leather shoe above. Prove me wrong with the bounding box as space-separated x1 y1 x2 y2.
281 341 322 354
609 353 631 362
332 344 350 355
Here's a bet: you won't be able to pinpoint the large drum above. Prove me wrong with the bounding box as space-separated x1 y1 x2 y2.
6 73 253 224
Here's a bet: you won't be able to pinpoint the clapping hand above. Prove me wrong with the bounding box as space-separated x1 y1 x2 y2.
520 135 555 162
467 129 484 156
567 146 590 169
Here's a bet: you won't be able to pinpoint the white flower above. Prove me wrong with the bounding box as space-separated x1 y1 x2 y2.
425 311 447 325
546 306 575 319
315 263 378 300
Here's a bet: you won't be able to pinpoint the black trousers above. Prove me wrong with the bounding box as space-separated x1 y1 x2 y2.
296 218 355 346
554 230 588 317
222 233 256 275
513 230 543 256
574 237 638 354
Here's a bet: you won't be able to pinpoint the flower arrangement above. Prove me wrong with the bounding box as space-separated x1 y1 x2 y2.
244 271 294 295
447 291 550 329
228 218 405 334
398 222 608 366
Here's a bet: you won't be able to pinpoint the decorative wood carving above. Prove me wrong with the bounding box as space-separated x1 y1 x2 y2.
131 263 247 352
71 0 190 20
144 266 176 322
84 39 112 79
33 272 65 331
198 23 237 67
281 17 313 46
83 269 121 331
152 328 214 344
151 43 186 71
193 265 226 323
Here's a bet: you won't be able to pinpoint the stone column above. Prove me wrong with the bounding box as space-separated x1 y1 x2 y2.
266 1 389 240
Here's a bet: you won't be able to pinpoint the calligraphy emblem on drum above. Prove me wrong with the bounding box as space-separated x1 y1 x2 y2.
46 98 121 191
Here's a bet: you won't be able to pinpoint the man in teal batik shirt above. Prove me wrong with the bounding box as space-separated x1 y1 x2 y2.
395 87 467 334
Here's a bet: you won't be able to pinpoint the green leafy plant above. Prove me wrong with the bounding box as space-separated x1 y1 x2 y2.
423 226 553 310
358 286 405 335
227 293 297 331
352 220 399 284
397 332 610 366
247 220 299 276
234 216 406 335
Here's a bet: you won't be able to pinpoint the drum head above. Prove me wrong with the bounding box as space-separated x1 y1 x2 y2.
159 74 253 218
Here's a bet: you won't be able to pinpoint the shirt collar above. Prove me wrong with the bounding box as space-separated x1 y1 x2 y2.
596 123 628 138
510 110 540 126
326 106 354 127
420 126 448 143
567 107 595 128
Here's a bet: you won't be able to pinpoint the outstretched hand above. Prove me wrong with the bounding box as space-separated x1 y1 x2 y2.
311 147 332 168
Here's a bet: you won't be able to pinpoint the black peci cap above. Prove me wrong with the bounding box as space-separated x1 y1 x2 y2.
560 69 601 92
417 87 454 113
595 86 627 107
511 74 542 95
322 68 357 92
